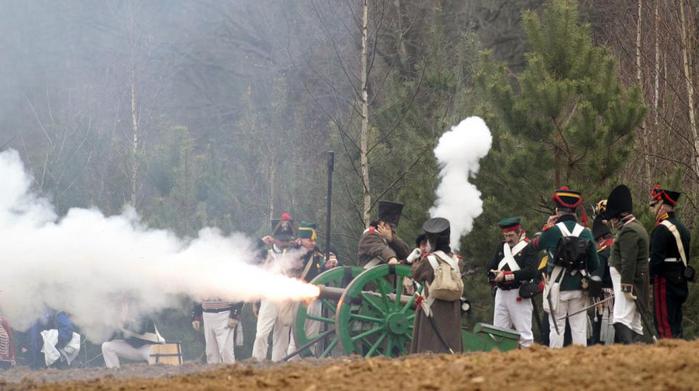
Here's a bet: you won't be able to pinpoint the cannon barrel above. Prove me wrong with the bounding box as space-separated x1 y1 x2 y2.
316 284 413 305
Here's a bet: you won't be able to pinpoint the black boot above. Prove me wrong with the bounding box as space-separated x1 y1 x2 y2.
613 323 633 344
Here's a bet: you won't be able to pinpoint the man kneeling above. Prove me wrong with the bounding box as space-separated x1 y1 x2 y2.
102 302 165 368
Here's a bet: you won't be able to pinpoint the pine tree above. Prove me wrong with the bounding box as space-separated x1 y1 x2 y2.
477 0 646 212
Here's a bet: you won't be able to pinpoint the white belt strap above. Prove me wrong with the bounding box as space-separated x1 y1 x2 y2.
498 241 524 271
660 220 688 267
428 251 459 272
556 222 584 238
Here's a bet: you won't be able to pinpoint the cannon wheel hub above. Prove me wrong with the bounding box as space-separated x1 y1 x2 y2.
385 312 410 335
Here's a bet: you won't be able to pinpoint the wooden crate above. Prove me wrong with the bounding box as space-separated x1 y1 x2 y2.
149 342 183 366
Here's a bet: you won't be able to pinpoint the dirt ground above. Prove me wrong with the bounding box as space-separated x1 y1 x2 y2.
2 340 698 391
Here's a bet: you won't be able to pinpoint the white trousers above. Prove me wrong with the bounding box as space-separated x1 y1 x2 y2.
102 340 152 369
252 300 292 361
287 300 322 359
610 267 643 334
493 288 534 347
203 311 235 364
548 290 587 348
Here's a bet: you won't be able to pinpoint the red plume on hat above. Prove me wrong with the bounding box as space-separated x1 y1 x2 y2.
650 184 681 207
280 211 292 221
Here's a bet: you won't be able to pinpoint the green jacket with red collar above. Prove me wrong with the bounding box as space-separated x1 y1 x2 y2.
531 214 601 291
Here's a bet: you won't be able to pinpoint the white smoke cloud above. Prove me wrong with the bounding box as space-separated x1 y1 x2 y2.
429 116 492 250
0 150 317 341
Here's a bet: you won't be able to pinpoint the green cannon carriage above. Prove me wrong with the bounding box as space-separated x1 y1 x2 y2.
287 264 520 359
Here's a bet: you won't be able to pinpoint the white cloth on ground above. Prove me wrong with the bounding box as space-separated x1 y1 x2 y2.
40 329 81 367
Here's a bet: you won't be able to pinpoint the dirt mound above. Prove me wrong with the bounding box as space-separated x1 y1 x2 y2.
3 340 698 390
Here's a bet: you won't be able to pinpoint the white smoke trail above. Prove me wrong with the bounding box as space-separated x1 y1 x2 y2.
0 150 318 341
429 116 492 250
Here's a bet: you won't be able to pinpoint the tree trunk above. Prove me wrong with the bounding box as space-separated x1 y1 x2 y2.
128 0 140 209
654 0 660 131
637 0 651 188
680 0 699 176
129 45 139 208
393 0 409 71
360 0 371 226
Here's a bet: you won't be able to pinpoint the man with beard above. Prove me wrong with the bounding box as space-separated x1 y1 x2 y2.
486 217 538 347
357 201 411 268
603 185 650 343
649 184 692 338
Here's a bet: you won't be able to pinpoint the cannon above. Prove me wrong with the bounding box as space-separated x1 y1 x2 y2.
287 264 520 360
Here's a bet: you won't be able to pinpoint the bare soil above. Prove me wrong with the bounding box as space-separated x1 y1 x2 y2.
2 340 697 390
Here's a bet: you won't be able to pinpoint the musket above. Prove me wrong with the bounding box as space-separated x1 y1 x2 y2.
546 291 560 335
633 295 659 342
543 273 561 335
556 295 614 321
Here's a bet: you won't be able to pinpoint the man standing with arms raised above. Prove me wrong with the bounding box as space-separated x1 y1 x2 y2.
357 201 411 268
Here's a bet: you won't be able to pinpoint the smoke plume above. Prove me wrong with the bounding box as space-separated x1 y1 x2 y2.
0 150 318 341
430 117 492 250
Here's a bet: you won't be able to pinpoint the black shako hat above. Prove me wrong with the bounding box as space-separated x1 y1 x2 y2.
591 215 611 239
378 201 403 227
422 217 450 235
603 185 633 219
422 217 451 252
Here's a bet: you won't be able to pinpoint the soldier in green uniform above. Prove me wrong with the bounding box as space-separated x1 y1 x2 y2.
603 185 650 344
292 221 336 282
357 201 411 268
649 184 692 338
530 187 601 348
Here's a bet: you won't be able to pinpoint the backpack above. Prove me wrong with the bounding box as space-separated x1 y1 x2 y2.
552 222 589 272
426 251 463 301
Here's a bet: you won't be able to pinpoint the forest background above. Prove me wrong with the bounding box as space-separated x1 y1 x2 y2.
1 0 698 361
